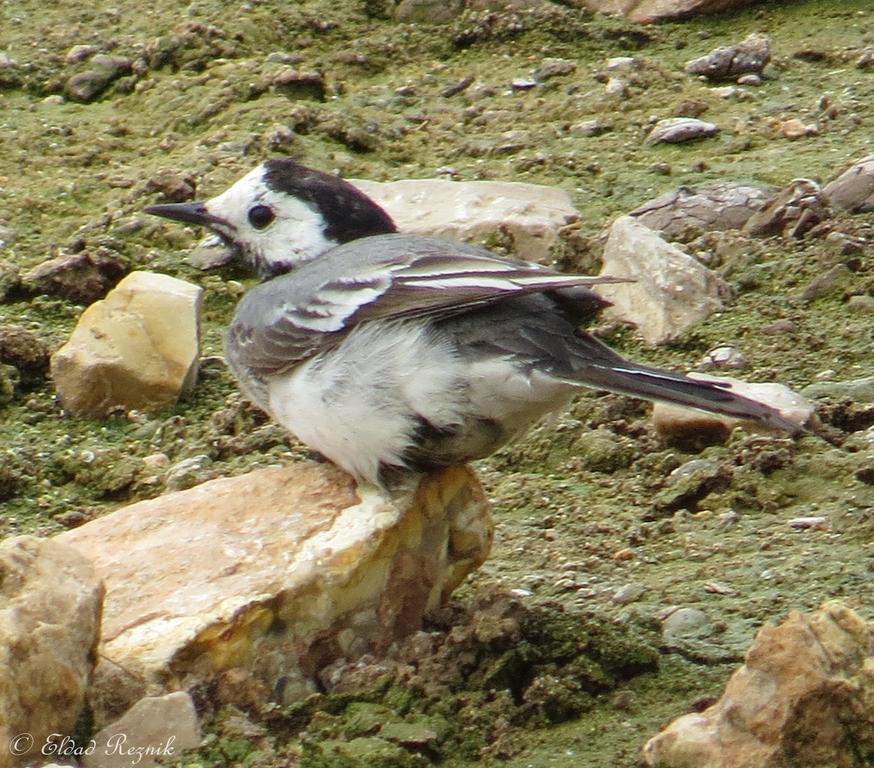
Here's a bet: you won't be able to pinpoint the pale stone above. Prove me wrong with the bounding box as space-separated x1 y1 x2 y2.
50 271 202 418
685 33 770 80
629 183 771 240
85 692 200 768
643 601 874 767
580 0 753 23
824 155 874 213
56 462 493 725
351 178 579 264
652 375 813 438
597 216 729 344
0 536 103 768
645 117 719 145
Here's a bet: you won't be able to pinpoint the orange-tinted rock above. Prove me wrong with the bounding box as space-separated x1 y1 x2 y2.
644 601 874 768
652 375 812 443
57 462 493 725
0 536 104 768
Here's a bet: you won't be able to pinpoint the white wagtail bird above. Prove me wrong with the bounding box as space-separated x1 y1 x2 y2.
146 159 798 484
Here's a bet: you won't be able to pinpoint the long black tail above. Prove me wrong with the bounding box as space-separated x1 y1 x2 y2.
559 333 801 433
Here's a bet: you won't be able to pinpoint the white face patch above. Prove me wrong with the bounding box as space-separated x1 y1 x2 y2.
204 165 337 276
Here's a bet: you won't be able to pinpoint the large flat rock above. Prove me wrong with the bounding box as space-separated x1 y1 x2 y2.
57 462 493 725
351 178 579 264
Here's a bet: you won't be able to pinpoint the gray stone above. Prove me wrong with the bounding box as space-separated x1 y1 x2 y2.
0 324 50 386
0 536 103 768
799 264 853 303
0 225 16 249
802 376 874 404
685 33 771 81
612 583 646 605
736 73 761 86
189 233 240 270
629 182 771 239
823 155 874 213
856 47 874 70
645 117 719 145
605 77 628 96
144 169 197 203
597 216 729 344
698 345 747 371
652 459 731 514
570 119 612 137
0 259 21 302
64 55 132 103
662 607 711 641
85 693 200 768
23 249 128 304
533 57 576 81
511 77 537 91
164 454 214 491
65 44 99 64
271 68 326 101
579 0 755 23
742 179 831 238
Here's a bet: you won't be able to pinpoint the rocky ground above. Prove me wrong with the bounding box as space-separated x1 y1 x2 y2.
1 0 873 766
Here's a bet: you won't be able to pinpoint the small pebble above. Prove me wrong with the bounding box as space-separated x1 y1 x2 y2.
511 77 537 91
717 510 740 529
605 77 627 96
699 345 747 370
439 75 474 98
645 117 719 145
788 516 827 530
736 73 762 86
781 118 818 140
570 119 612 137
662 607 711 640
606 56 638 70
612 583 646 605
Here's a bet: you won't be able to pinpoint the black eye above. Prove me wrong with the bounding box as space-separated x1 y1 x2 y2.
248 204 275 229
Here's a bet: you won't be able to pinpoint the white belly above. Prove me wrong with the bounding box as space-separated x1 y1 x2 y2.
267 320 575 483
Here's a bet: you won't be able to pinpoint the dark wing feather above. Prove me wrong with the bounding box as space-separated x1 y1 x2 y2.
225 234 625 379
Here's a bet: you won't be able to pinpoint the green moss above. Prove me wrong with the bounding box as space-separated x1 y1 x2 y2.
3 0 874 764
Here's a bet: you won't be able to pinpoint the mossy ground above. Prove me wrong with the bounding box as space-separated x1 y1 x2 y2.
1 0 873 765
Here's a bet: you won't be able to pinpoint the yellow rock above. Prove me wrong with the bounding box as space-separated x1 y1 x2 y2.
51 271 202 417
57 462 493 725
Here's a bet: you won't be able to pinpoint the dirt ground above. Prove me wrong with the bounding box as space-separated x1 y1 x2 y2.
1 0 873 765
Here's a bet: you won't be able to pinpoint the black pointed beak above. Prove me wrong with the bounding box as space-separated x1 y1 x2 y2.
144 201 228 229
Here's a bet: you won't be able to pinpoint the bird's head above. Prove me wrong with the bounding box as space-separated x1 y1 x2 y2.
145 159 397 279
